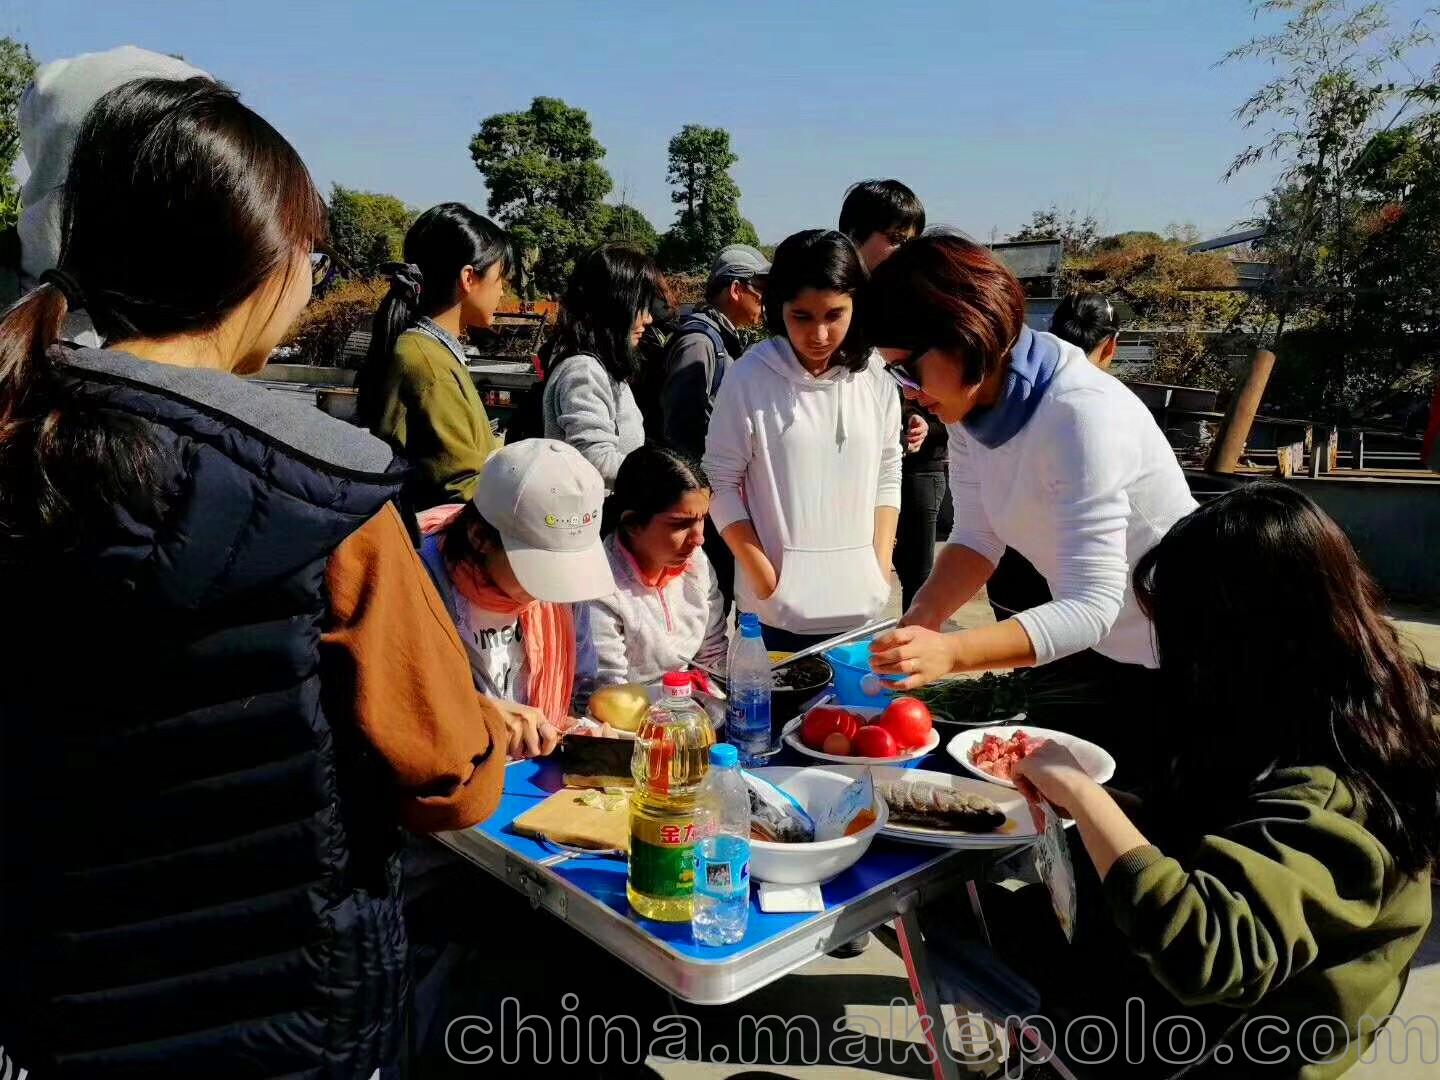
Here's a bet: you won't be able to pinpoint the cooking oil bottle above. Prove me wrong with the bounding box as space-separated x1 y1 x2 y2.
627 672 716 921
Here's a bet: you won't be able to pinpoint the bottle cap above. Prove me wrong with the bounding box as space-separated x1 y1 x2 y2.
740 615 764 640
661 671 693 697
709 744 739 768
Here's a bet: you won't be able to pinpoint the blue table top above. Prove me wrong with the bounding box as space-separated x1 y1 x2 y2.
466 741 988 965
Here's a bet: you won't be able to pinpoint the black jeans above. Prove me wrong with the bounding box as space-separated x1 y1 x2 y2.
986 546 1052 623
894 470 947 612
758 623 838 654
702 516 735 614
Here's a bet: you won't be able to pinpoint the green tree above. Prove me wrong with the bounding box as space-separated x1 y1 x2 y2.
1222 0 1439 418
598 203 659 253
1007 205 1100 255
469 96 612 296
660 124 752 272
326 185 415 278
0 37 38 229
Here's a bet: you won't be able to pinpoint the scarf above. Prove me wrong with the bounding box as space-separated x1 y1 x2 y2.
962 327 1063 449
617 535 689 590
420 504 577 725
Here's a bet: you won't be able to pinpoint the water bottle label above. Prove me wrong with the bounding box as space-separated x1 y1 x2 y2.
725 698 771 751
697 851 750 900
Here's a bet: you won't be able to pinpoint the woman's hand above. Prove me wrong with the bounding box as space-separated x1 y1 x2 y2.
869 625 961 690
1012 740 1095 817
905 413 928 454
494 700 561 759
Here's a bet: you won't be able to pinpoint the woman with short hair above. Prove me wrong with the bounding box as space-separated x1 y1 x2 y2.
864 234 1195 709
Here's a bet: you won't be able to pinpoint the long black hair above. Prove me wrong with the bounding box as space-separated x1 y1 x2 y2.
357 203 514 425
603 444 709 539
1134 482 1440 876
0 76 325 551
540 243 667 384
1049 291 1119 354
764 229 871 373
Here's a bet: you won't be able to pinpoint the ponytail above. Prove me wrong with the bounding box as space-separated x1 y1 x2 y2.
0 281 164 550
354 203 515 430
356 261 424 427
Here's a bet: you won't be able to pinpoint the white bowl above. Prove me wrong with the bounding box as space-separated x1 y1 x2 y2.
746 766 888 885
780 706 939 766
945 725 1116 789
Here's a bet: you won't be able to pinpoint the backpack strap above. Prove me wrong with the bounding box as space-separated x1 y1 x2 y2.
673 314 731 398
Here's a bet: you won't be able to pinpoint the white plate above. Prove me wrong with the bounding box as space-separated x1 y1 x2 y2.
870 766 1037 848
781 706 940 766
945 725 1116 789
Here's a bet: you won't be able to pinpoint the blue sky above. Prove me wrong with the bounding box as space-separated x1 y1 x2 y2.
9 0 1437 244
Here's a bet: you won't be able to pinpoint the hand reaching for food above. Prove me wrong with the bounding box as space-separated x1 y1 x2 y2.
1012 740 1092 817
868 625 959 690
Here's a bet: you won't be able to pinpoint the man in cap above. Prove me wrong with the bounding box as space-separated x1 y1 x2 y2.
657 244 769 610
658 243 769 461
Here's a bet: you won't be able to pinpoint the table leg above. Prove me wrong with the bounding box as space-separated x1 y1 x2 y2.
894 906 964 1080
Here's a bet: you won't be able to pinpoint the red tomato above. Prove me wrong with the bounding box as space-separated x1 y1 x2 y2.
852 725 899 758
879 697 934 749
801 706 859 750
820 731 853 756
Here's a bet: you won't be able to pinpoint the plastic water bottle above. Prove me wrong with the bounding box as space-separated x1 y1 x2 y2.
693 744 751 946
726 615 772 766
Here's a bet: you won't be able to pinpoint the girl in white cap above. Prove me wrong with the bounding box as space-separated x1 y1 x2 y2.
419 439 617 756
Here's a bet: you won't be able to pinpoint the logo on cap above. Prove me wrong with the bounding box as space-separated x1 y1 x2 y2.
544 509 600 529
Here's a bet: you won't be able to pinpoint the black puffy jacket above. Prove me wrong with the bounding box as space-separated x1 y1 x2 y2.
0 348 409 1078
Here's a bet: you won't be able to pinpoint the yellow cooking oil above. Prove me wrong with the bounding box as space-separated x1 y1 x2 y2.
627 672 716 921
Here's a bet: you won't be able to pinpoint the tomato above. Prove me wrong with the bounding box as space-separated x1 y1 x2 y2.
879 697 934 749
851 725 899 759
801 706 860 750
820 731 852 756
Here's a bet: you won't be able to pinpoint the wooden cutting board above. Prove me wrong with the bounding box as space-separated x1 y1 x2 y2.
512 787 631 853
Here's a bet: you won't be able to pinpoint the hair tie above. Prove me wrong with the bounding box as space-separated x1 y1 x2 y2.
39 268 88 310
381 261 424 302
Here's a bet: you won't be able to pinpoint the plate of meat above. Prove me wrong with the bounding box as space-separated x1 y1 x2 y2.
869 767 1037 848
945 725 1116 789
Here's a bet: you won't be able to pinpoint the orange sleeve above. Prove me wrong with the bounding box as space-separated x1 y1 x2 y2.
322 502 509 832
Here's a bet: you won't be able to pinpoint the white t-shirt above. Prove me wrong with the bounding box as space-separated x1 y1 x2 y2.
418 534 598 706
946 334 1197 668
453 600 527 703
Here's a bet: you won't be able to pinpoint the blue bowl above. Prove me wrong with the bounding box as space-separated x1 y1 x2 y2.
824 639 903 707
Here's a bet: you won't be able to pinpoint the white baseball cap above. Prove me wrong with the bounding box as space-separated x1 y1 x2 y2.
473 439 615 604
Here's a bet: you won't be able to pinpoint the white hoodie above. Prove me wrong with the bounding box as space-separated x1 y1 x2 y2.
704 337 902 635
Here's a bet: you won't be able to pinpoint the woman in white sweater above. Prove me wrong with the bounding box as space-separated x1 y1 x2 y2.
704 230 902 651
587 445 729 686
541 244 664 488
864 233 1195 692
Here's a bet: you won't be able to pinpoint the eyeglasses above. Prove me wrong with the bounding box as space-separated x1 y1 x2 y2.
883 356 924 393
310 250 334 288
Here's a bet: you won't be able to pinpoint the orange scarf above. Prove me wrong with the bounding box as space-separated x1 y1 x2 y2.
420 505 577 726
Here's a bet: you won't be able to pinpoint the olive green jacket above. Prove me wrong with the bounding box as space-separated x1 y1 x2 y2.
370 328 497 509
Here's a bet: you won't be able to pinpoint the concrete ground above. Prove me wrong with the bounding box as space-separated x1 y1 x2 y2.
649 588 1440 1079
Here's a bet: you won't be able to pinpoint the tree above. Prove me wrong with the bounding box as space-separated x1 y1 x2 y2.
326 185 415 278
0 37 37 229
1222 0 1440 418
1007 205 1100 255
598 203 659 253
469 96 612 296
660 124 752 272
